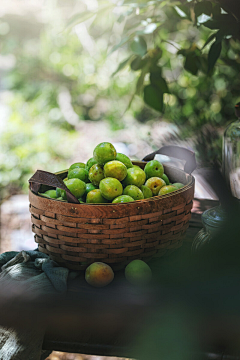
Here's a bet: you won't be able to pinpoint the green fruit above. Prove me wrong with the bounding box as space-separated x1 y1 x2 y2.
159 185 177 196
104 160 127 181
60 178 86 200
56 187 62 198
93 142 117 165
99 177 123 201
140 185 153 199
172 182 184 189
88 164 105 186
161 174 170 185
69 162 86 171
144 160 164 180
42 190 57 199
122 167 146 188
125 260 152 286
86 189 108 203
115 153 133 169
68 168 89 182
112 195 134 203
145 177 166 196
86 183 98 194
85 157 97 172
123 185 144 201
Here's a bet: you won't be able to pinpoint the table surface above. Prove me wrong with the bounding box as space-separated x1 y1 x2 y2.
3 197 240 359
41 198 226 358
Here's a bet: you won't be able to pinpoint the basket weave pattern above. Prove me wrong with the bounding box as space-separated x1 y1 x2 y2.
30 199 192 271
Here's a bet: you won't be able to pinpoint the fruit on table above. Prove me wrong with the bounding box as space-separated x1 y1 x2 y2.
69 162 86 171
104 160 127 182
60 178 86 199
144 159 164 179
112 195 134 203
88 164 105 186
85 262 114 287
86 189 108 203
145 177 166 196
85 157 97 172
99 177 123 201
161 173 170 185
125 260 152 286
115 153 133 169
68 168 89 183
123 185 144 201
93 142 117 165
159 185 178 196
172 182 184 189
122 167 146 188
140 185 153 199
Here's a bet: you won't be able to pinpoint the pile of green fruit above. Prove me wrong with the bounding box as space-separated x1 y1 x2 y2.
40 142 184 203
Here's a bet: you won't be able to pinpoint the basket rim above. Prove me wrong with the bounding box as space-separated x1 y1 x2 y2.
31 162 195 207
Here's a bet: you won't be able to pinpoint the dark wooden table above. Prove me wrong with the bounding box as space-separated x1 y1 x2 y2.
42 198 238 359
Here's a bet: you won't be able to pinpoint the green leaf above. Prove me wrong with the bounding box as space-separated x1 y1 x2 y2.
143 85 163 112
136 67 149 95
194 1 212 18
201 32 218 50
109 36 130 55
184 53 199 76
130 36 147 57
208 40 222 74
112 56 132 76
150 72 169 93
66 11 96 28
130 56 148 71
137 23 158 35
174 5 191 20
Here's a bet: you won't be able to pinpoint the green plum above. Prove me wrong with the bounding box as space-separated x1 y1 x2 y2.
112 195 134 203
85 157 97 171
93 142 117 165
86 189 108 203
69 162 86 171
122 167 146 188
172 182 184 189
68 168 89 182
60 178 86 200
159 185 177 196
161 174 170 185
145 177 166 196
88 164 105 186
99 177 123 201
144 160 164 180
104 160 127 181
140 185 153 199
123 185 144 201
115 153 133 169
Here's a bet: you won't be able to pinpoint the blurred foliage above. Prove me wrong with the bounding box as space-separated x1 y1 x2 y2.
69 0 240 163
1 0 240 197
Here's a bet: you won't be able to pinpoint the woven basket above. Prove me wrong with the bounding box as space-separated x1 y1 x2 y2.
29 146 196 271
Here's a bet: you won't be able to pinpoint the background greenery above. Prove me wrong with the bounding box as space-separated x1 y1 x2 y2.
1 0 240 199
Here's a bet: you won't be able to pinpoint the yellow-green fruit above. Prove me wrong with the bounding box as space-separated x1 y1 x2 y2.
159 185 177 196
69 162 85 171
115 153 133 169
60 178 86 200
125 260 152 286
86 189 108 203
85 157 97 172
68 168 89 182
122 167 146 188
123 185 144 200
85 262 114 287
145 177 166 196
140 185 153 199
161 174 170 185
112 195 134 203
93 142 117 165
172 182 184 189
88 164 105 186
99 177 123 201
104 160 127 181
